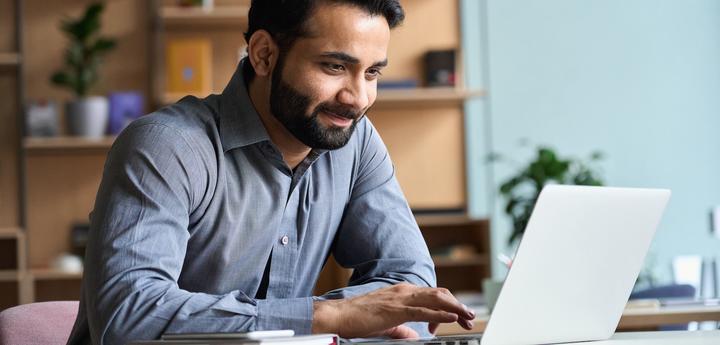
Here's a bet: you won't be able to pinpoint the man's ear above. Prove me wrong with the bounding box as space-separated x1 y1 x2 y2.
247 30 279 78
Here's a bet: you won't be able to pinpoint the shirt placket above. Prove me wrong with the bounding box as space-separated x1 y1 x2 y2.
261 143 321 299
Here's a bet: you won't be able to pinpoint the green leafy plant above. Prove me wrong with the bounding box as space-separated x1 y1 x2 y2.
50 3 116 97
491 145 605 245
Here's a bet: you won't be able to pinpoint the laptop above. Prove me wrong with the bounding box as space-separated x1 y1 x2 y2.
359 185 671 345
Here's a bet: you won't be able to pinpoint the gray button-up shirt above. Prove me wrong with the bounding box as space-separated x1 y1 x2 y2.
67 63 436 345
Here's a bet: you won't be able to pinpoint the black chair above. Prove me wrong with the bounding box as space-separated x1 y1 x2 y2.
629 284 696 331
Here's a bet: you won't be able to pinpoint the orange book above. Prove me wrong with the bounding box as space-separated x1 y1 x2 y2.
165 38 212 96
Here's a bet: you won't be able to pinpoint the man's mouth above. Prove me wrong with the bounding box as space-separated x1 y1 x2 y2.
322 110 354 127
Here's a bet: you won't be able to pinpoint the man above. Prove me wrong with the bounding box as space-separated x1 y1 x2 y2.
67 1 475 344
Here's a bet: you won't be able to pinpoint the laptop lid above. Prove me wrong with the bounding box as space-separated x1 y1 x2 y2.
481 185 670 345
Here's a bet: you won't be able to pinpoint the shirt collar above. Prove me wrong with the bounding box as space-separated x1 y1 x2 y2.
218 60 271 152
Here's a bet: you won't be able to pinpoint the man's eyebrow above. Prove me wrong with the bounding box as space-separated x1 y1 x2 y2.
320 52 388 68
320 52 360 64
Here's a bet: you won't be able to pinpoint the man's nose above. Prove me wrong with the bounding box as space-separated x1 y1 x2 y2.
337 76 370 111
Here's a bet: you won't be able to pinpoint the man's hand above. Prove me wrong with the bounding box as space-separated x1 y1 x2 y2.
312 283 475 339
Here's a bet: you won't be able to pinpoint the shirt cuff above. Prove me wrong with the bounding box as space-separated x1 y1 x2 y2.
255 297 314 335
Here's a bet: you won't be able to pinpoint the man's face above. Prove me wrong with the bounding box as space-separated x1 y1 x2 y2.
269 3 391 150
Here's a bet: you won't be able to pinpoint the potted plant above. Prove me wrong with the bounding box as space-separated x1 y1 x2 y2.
50 2 116 138
491 145 605 245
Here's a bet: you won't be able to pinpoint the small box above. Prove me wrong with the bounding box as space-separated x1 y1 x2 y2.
424 49 456 87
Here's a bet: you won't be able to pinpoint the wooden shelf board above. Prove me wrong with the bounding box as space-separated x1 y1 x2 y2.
159 6 249 26
29 269 83 280
0 270 21 282
0 227 22 239
23 136 116 151
161 88 485 107
375 88 485 106
0 52 21 66
433 256 489 268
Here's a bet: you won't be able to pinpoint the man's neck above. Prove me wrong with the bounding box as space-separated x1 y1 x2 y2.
247 77 311 170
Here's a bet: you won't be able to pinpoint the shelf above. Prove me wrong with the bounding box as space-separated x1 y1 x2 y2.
159 6 249 27
432 256 489 268
23 136 116 152
0 52 21 67
29 269 83 280
161 88 485 108
0 270 21 282
374 88 485 107
0 228 22 239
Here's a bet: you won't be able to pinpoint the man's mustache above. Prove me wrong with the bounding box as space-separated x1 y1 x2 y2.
316 103 365 120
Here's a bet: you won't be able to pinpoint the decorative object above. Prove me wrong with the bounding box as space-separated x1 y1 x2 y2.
50 253 83 273
424 49 455 87
25 100 59 137
108 91 144 135
50 2 117 137
165 38 212 97
490 145 604 244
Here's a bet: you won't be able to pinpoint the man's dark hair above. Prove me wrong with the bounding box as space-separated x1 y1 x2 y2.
242 0 405 79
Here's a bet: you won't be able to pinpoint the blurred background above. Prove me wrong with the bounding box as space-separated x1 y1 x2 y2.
0 0 718 329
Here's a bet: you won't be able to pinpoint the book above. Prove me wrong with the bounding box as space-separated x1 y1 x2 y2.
165 38 212 96
130 332 339 344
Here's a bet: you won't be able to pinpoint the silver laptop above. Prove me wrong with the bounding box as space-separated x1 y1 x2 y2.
361 185 671 345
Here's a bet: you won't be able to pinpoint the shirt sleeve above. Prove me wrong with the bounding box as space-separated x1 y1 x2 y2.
317 119 437 336
80 121 313 345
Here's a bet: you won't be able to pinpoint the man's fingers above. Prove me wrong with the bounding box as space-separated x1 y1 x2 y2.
458 317 474 330
406 288 474 320
428 322 439 335
384 325 420 339
404 306 459 323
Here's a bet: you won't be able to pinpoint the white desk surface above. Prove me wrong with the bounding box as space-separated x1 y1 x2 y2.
437 304 720 334
569 330 720 344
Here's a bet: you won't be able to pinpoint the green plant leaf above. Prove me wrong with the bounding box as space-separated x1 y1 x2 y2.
50 71 71 86
91 38 116 53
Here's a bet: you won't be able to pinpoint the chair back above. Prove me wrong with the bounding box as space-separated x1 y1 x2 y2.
0 301 79 345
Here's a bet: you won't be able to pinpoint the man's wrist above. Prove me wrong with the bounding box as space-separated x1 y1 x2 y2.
311 299 341 334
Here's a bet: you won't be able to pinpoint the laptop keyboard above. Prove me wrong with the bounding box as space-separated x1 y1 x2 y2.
352 334 482 345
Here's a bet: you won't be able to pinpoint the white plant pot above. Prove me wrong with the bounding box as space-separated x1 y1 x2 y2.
66 96 109 138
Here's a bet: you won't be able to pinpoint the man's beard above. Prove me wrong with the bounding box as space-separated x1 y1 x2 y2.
269 61 364 150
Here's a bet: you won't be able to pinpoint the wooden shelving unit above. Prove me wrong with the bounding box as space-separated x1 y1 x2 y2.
432 256 489 268
0 270 21 282
0 52 20 67
29 269 83 280
375 88 485 107
23 136 116 151
159 5 249 27
0 227 21 239
161 87 485 108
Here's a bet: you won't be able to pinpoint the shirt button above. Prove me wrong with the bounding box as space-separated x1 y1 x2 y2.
280 235 289 245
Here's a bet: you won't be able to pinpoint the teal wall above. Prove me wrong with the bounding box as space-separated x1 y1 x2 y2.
461 0 720 281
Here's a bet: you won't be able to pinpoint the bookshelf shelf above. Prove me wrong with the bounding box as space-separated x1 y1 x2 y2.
160 88 485 108
29 269 83 280
433 256 489 268
0 52 21 67
0 270 21 282
375 88 485 107
23 136 116 152
0 228 22 239
159 6 249 27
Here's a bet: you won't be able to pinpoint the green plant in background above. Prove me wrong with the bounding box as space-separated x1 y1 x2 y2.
490 145 605 245
51 2 116 97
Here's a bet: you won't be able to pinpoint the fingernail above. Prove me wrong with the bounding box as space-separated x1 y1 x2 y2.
462 304 475 318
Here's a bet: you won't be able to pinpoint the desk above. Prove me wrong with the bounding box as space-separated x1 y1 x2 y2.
437 304 720 335
571 330 720 344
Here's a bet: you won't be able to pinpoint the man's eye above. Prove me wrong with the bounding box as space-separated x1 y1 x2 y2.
323 63 345 72
366 68 383 79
